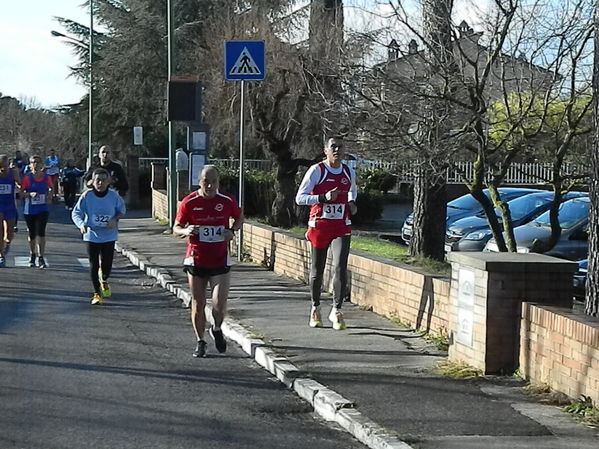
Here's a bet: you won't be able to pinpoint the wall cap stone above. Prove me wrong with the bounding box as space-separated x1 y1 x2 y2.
246 220 450 280
447 252 577 273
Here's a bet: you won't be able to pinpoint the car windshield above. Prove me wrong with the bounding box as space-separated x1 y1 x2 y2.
532 198 589 229
450 189 534 211
449 191 491 210
494 194 551 221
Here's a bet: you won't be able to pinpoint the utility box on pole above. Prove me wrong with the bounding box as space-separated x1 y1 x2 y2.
187 123 209 189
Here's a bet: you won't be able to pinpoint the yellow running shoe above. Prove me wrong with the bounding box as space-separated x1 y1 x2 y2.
309 306 322 328
91 293 103 305
100 282 111 298
329 308 346 330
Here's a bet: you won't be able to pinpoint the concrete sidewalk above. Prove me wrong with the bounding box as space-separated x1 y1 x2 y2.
116 212 598 449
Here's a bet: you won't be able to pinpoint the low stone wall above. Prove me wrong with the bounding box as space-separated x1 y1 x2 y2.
152 189 598 402
520 303 599 402
152 189 169 220
243 222 451 336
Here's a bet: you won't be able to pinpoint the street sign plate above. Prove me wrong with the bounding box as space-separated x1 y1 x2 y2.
225 40 265 81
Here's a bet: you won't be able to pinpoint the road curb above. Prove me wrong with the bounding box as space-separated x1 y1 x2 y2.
115 242 414 449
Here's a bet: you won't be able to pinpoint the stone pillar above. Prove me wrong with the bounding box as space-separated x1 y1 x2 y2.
447 252 576 374
151 162 166 190
177 170 190 200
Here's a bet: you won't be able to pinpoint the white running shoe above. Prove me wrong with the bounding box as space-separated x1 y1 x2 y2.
309 306 322 328
328 307 346 330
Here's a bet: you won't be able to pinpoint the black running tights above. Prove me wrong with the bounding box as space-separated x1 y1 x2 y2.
87 241 115 294
24 212 49 239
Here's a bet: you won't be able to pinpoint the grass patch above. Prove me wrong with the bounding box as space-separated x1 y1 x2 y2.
154 216 169 226
524 382 570 405
350 236 409 260
525 384 599 428
388 313 411 329
564 395 599 427
433 361 483 379
285 227 450 275
425 333 450 352
287 226 307 236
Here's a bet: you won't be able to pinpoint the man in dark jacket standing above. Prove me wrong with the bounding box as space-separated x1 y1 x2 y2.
84 145 129 197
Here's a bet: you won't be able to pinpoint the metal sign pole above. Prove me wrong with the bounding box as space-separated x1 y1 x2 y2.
237 79 245 262
167 0 177 229
224 41 264 262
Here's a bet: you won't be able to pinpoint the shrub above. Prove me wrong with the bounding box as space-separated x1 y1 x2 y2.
356 168 397 193
216 166 276 218
353 190 384 224
215 164 384 225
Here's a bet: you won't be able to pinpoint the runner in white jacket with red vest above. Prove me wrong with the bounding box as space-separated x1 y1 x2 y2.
295 137 358 330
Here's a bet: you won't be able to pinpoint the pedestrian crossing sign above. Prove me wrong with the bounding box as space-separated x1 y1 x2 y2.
225 41 265 81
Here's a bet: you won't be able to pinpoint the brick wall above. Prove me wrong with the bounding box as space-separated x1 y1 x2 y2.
152 189 168 220
520 303 599 402
153 189 598 402
243 222 451 336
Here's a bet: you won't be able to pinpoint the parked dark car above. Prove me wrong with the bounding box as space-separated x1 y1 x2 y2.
573 259 587 301
445 191 586 252
484 196 590 260
401 188 541 244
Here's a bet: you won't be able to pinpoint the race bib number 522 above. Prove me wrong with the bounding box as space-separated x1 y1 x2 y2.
199 225 225 243
322 203 345 220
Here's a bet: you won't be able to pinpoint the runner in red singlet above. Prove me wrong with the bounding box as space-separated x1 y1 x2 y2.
296 137 358 330
173 165 244 358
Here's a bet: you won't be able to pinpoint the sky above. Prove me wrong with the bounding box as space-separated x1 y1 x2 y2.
0 0 489 110
0 0 89 108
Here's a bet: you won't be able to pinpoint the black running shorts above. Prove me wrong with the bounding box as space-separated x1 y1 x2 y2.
183 265 231 278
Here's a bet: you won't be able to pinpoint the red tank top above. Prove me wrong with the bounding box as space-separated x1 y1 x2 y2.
176 191 241 268
308 162 352 233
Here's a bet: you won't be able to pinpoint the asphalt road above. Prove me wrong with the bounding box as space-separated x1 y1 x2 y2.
0 205 365 449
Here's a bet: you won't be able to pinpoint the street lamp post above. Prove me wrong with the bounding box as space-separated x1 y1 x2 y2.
167 0 177 228
88 0 94 170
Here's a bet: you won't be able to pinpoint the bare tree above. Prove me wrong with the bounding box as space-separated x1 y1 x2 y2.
586 0 599 316
341 0 592 255
183 0 338 227
407 0 455 260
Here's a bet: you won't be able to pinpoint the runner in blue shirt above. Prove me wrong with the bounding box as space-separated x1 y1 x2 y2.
72 168 126 305
20 155 53 268
44 149 60 202
0 154 21 267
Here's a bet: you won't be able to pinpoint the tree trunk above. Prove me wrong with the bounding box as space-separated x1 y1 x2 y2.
586 0 599 317
309 0 343 63
410 166 447 260
471 185 508 251
408 0 453 261
307 0 344 145
270 146 299 228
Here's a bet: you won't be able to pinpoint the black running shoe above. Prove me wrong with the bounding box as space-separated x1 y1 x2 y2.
38 257 47 269
193 340 207 358
210 326 227 353
28 255 36 267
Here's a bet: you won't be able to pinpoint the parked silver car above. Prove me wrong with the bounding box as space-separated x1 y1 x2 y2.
484 196 589 260
445 191 586 252
401 188 540 244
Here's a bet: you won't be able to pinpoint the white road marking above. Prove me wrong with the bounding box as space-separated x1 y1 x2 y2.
14 256 34 267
